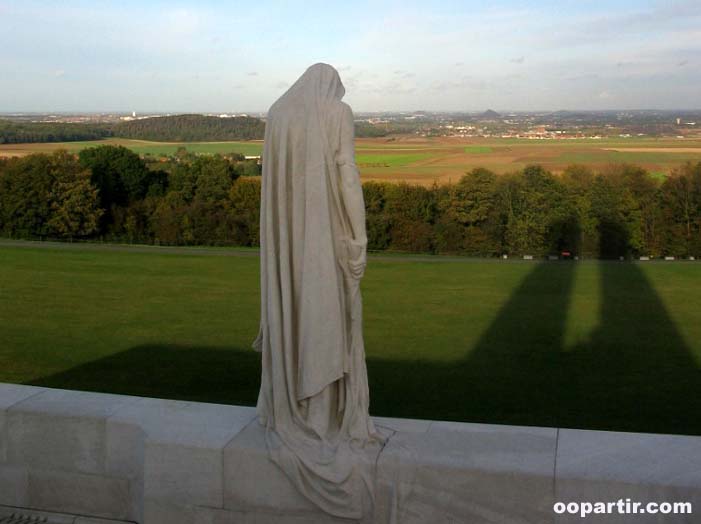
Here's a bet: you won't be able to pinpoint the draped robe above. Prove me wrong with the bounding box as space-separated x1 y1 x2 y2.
253 63 386 519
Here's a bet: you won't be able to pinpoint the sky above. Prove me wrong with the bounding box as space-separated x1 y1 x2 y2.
1 0 700 113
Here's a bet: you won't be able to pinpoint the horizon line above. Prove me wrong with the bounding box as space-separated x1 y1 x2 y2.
2 108 701 115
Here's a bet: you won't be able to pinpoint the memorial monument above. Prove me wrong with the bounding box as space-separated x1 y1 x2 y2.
252 62 387 519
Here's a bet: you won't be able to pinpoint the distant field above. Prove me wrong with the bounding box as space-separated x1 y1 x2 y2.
0 138 264 157
1 241 700 435
2 135 701 185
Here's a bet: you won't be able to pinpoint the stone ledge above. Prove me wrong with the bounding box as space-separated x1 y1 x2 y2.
1 383 700 524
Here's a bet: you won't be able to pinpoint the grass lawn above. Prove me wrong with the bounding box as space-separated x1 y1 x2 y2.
1 242 700 435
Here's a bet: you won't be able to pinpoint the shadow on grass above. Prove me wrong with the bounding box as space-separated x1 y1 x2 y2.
369 261 701 436
28 344 263 407
28 265 701 436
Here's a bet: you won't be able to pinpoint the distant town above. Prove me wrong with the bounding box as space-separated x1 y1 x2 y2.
1 109 700 140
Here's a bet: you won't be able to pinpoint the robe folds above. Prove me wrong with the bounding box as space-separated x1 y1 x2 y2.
252 63 386 519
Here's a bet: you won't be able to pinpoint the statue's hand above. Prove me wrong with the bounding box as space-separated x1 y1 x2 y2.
343 236 367 280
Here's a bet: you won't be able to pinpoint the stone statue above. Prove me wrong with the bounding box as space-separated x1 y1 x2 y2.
252 63 387 519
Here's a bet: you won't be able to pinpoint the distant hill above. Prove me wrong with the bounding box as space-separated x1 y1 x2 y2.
480 109 501 119
113 114 265 142
0 119 111 144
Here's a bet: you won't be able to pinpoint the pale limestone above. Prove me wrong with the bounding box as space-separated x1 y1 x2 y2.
195 505 367 524
144 499 195 524
7 388 137 474
556 428 701 487
0 464 28 506
27 468 132 520
554 428 701 523
372 416 431 434
107 397 256 510
254 63 383 520
107 397 256 448
223 422 319 513
105 417 144 479
146 440 224 508
374 422 558 524
0 383 45 461
3 383 701 524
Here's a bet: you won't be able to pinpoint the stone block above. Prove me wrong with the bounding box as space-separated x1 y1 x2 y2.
7 389 138 475
0 383 45 462
107 397 257 448
0 464 28 506
108 397 256 510
146 440 224 509
223 421 319 513
193 505 365 524
374 421 558 524
554 428 701 523
372 416 431 434
27 468 132 521
144 499 195 524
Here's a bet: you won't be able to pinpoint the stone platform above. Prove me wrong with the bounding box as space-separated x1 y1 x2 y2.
1 383 699 523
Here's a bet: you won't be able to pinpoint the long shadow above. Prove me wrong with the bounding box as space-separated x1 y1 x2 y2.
562 261 701 434
367 262 578 427
27 265 701 435
371 262 701 435
28 344 263 407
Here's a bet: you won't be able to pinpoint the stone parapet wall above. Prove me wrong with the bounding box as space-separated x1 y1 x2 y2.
1 383 699 523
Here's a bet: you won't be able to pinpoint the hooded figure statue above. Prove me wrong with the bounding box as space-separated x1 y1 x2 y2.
252 63 387 518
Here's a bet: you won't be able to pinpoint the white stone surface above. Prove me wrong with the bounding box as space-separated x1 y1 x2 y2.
107 397 257 448
0 383 45 462
374 421 558 524
0 464 28 506
108 397 256 510
194 505 363 524
26 468 132 520
255 63 382 519
143 499 195 524
223 421 320 513
3 383 701 524
7 388 138 475
372 416 431 434
554 428 701 523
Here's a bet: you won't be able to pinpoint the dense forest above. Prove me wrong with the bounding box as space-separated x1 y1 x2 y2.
0 120 112 144
1 146 700 258
112 114 266 141
0 115 396 143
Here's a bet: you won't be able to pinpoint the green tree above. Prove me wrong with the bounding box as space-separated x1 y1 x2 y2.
0 150 98 239
79 145 159 207
384 183 437 252
48 169 103 239
229 178 261 245
362 182 391 250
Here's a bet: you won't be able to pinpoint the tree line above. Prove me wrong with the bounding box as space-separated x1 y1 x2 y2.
112 115 265 141
1 146 700 258
0 120 112 144
1 115 395 144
